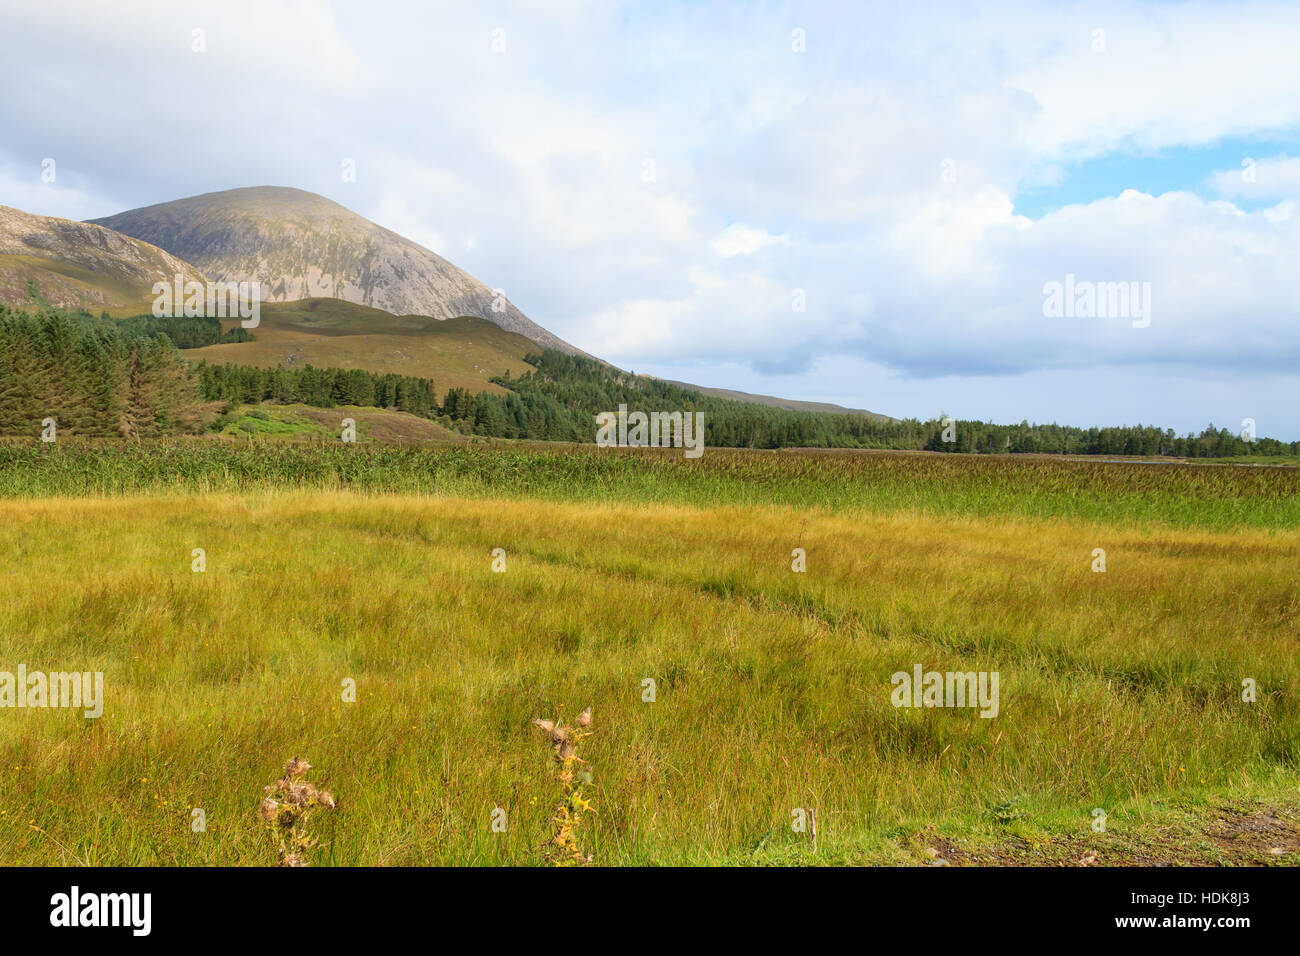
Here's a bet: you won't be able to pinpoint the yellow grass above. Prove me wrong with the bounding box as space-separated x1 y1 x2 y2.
0 490 1296 865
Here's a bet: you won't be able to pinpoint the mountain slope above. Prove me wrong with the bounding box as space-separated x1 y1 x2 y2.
0 204 206 314
91 186 581 354
660 378 896 421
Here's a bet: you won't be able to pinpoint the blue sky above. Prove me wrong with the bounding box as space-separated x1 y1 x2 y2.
1015 135 1300 217
3 0 1300 439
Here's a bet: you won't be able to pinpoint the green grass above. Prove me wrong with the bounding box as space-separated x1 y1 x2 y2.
207 404 465 444
217 406 331 438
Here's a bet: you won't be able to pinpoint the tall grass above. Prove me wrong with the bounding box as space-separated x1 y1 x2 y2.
2 439 1299 530
0 490 1296 865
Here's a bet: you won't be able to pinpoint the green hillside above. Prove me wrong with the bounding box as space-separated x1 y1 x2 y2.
186 298 536 396
0 254 168 317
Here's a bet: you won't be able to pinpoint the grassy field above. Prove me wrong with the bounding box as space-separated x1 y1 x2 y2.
0 442 1297 865
185 298 538 396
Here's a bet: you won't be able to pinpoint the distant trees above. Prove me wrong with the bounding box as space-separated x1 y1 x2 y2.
195 362 438 418
441 387 475 421
472 350 1300 458
115 313 252 349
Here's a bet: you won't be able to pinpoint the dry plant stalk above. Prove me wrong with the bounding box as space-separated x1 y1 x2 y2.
532 706 595 866
259 758 337 867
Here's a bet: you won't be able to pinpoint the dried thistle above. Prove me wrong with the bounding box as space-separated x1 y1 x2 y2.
261 757 337 867
532 708 596 866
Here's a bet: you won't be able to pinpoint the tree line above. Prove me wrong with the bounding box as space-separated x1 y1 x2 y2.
481 351 1299 458
195 362 440 418
113 313 253 349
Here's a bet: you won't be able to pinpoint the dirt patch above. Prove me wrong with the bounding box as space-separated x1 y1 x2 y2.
919 803 1300 867
1205 807 1300 862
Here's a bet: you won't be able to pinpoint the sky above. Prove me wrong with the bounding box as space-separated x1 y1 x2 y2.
2 0 1299 439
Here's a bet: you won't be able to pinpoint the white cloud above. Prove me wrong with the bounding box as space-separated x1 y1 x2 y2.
1209 155 1300 200
1002 3 1300 158
712 224 790 257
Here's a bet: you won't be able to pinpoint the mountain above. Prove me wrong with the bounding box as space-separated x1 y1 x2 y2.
0 204 206 313
91 186 581 354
